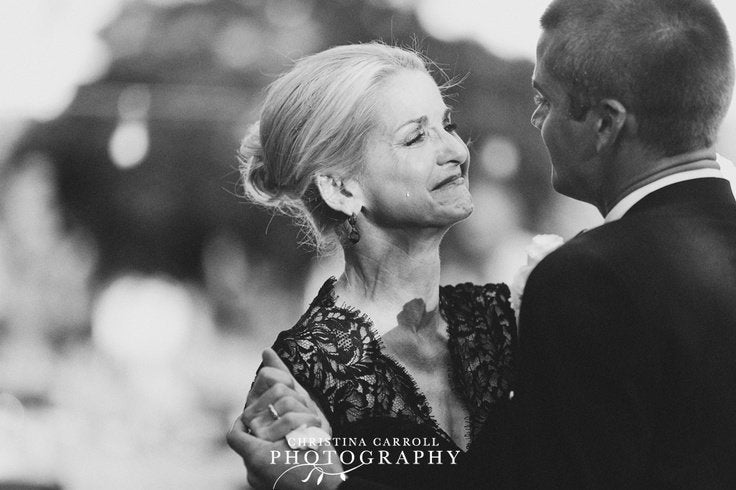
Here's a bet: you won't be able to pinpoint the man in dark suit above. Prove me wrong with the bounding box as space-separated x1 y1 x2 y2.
506 0 736 487
228 0 736 488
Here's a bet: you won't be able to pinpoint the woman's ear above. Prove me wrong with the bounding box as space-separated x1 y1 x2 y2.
314 174 364 216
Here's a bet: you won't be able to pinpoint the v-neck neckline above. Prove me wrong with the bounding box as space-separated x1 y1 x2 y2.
317 277 470 452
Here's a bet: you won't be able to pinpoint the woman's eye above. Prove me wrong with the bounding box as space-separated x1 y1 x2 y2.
405 130 426 146
444 122 458 133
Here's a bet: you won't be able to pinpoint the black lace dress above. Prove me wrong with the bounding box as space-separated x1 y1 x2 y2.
270 277 516 489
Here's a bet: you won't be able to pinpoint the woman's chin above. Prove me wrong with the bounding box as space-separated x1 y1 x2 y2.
456 205 474 224
437 201 474 227
451 194 474 219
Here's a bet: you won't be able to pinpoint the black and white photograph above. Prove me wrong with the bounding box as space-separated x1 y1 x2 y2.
1 0 735 489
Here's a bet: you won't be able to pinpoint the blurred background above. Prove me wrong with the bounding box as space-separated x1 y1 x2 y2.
0 0 734 488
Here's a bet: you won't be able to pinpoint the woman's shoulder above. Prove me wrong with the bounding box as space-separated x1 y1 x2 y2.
442 282 516 437
274 276 372 342
440 281 516 340
440 281 512 311
271 276 380 379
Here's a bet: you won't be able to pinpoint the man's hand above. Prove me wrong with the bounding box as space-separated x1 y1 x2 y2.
242 349 331 441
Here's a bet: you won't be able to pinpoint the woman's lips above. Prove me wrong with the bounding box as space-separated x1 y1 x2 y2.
432 175 464 190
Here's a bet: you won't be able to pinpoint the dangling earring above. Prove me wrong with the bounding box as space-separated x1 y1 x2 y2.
347 213 360 245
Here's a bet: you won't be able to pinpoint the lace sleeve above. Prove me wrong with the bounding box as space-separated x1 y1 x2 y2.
483 282 517 339
473 282 517 398
270 329 330 417
441 282 517 440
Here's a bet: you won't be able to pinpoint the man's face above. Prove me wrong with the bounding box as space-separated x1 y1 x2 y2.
531 31 599 203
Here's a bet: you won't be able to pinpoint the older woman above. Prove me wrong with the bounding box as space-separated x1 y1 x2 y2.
233 43 515 488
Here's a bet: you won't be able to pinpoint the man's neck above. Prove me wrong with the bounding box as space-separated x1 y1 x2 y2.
600 146 718 216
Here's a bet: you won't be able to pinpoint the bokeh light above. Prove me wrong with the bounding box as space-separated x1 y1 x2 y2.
1 1 735 489
92 275 195 365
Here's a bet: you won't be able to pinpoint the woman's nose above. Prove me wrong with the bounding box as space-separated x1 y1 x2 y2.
438 130 468 167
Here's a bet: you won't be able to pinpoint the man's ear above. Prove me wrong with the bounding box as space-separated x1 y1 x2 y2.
314 174 364 216
593 98 628 153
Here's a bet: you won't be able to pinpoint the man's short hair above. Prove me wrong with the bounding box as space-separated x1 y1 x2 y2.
541 0 734 155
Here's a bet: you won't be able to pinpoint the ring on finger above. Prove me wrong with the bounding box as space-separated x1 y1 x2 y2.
268 403 280 420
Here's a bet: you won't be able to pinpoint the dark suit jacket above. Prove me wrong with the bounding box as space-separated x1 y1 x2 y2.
476 177 736 489
344 178 736 489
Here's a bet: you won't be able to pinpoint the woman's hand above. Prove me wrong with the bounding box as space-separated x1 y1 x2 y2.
228 349 341 489
227 415 343 490
242 349 332 442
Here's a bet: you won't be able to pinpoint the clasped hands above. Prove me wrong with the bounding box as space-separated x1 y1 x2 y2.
227 349 344 489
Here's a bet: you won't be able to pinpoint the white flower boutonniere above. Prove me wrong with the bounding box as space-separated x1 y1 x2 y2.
510 234 564 316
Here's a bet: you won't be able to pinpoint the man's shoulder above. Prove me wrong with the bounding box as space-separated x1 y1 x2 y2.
535 225 622 267
526 201 736 303
521 227 633 300
551 215 662 262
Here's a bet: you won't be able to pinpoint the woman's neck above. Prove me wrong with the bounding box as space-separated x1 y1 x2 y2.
336 228 443 336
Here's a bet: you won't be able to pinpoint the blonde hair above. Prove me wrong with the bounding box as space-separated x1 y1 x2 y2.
239 43 435 252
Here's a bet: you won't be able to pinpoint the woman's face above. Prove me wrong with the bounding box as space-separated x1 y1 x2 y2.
358 70 472 231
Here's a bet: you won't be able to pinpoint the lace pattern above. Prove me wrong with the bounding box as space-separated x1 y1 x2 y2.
271 277 516 449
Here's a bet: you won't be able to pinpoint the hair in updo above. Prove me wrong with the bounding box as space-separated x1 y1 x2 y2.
239 43 434 252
